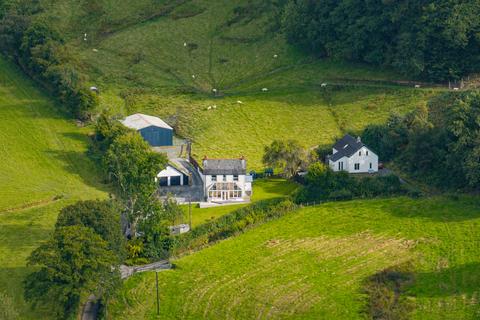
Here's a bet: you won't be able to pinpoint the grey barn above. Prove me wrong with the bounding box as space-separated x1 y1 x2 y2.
121 113 173 147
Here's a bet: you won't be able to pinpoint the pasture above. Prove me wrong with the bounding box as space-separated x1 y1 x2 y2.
36 0 438 169
109 196 480 319
0 57 107 319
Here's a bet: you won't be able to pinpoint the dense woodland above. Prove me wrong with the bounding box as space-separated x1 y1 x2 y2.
283 0 480 81
363 91 480 190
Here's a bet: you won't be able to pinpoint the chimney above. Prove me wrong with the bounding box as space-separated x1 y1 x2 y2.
240 155 246 168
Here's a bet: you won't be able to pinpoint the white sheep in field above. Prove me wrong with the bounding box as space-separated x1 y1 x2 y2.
262 88 268 92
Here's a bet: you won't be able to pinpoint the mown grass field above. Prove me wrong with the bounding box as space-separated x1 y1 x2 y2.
109 196 480 319
35 0 440 169
0 57 107 319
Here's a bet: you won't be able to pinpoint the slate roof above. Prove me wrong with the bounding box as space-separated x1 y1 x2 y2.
330 134 364 162
121 113 173 131
203 158 247 175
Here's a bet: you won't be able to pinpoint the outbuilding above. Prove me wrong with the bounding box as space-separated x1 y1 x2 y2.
121 113 173 147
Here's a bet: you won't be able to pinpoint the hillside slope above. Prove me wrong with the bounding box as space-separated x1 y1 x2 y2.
0 57 107 319
110 197 480 319
35 0 439 168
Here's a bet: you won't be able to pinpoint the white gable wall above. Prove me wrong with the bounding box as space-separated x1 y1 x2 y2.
329 146 378 173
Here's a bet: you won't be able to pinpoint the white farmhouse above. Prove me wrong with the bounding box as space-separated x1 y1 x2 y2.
328 134 378 173
201 157 253 203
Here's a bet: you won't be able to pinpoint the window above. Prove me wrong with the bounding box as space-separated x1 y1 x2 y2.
211 175 217 182
233 175 238 181
354 163 360 170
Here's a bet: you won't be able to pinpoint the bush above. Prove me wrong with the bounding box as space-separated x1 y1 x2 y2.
170 198 297 256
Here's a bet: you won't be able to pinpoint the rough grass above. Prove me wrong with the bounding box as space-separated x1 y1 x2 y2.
0 57 107 319
108 196 480 319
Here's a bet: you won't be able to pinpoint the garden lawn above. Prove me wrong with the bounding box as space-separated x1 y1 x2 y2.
0 57 107 319
186 178 298 227
109 196 480 319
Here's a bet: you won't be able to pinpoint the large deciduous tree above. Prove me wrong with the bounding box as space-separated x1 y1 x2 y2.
55 200 126 262
263 140 307 178
24 226 119 319
103 132 167 237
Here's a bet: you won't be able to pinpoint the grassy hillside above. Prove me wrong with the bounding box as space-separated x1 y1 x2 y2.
35 0 439 169
0 57 107 319
109 196 480 319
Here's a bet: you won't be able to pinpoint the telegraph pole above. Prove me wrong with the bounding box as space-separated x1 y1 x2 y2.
156 271 159 315
189 196 192 228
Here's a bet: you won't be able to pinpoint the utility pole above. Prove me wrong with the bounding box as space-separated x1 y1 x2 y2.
189 196 192 228
156 271 159 315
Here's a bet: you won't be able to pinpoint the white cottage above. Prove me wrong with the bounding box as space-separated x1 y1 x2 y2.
328 134 378 173
201 157 252 203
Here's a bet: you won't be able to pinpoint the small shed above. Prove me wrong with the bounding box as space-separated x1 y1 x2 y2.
121 113 173 147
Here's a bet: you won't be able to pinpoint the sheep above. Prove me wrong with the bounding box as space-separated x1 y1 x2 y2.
262 88 268 92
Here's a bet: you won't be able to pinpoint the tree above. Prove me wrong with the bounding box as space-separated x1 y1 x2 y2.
55 200 126 262
162 194 184 225
263 140 307 178
103 132 167 237
24 226 119 319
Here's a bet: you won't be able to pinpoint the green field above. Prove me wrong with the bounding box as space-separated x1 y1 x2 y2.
33 0 439 169
109 196 480 319
0 57 107 319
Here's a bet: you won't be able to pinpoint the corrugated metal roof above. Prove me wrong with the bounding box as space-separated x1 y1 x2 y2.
121 113 173 130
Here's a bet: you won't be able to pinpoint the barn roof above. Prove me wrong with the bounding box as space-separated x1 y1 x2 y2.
203 158 247 175
121 113 173 131
330 134 365 161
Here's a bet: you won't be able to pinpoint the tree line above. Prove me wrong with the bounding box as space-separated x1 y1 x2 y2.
363 90 480 190
0 0 98 119
283 0 480 82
